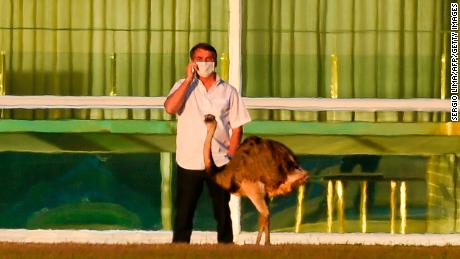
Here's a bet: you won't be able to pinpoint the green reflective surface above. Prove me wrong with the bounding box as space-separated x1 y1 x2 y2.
0 119 458 233
0 153 163 230
242 155 460 234
0 152 459 233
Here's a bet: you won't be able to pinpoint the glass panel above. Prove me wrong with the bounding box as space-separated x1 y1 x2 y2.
0 151 220 231
0 148 458 233
242 0 447 99
0 0 229 120
241 154 460 234
0 152 163 230
241 0 449 122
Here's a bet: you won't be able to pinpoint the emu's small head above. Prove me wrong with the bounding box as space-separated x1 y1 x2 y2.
204 114 217 132
204 114 216 123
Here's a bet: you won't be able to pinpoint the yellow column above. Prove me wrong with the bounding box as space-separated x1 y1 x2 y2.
441 32 447 121
104 53 118 119
0 51 5 119
330 54 338 99
110 53 117 96
336 180 344 233
160 152 173 230
390 181 397 234
360 181 368 233
327 54 339 121
220 52 229 82
0 51 5 95
400 181 407 234
327 180 334 233
295 185 305 233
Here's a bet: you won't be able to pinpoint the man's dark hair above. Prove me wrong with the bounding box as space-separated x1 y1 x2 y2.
190 43 217 63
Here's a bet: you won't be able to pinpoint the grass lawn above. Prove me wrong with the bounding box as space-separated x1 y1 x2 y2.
0 243 460 259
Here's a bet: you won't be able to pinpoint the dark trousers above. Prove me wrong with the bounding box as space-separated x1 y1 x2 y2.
172 165 233 243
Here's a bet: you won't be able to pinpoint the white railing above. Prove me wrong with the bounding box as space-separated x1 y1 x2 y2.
0 95 451 112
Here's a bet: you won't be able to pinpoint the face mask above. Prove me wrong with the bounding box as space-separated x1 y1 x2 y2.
196 62 215 78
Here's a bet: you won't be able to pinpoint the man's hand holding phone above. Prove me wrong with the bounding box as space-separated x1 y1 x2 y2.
186 63 198 82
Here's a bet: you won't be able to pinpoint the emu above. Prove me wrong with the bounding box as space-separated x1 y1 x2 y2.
203 114 309 245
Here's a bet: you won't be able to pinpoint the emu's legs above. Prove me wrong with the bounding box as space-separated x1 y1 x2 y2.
260 196 270 245
241 180 270 245
256 211 270 245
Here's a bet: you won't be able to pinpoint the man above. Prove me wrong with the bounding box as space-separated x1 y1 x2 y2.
164 43 251 243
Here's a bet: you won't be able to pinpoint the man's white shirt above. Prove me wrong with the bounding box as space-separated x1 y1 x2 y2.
167 75 251 170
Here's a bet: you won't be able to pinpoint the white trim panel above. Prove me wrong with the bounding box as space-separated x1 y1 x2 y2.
228 0 242 92
0 96 451 112
1 230 460 246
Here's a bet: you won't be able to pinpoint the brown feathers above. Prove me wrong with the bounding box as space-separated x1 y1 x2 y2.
203 115 309 245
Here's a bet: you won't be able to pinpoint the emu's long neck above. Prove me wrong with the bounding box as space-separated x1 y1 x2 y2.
204 120 216 172
203 115 233 191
